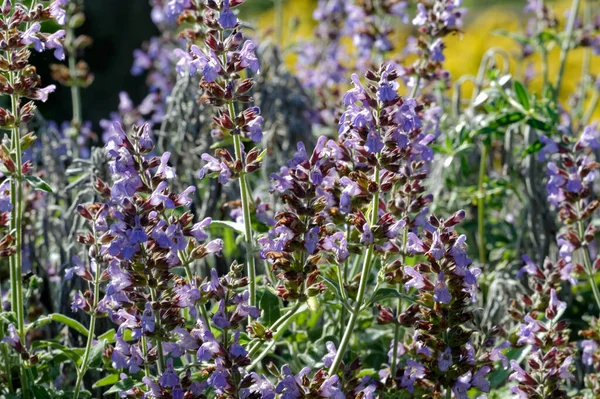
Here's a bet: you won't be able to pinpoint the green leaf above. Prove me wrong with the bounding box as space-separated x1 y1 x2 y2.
93 373 120 389
104 378 136 395
31 386 52 399
368 288 418 306
210 220 245 235
87 339 106 368
98 328 116 343
24 175 53 193
526 118 553 132
256 149 267 162
522 139 543 156
513 81 530 110
31 340 81 365
49 313 88 337
258 289 281 327
495 112 525 127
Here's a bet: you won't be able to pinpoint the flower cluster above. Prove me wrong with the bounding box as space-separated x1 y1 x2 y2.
406 0 467 90
507 256 574 398
0 0 65 366
71 121 230 396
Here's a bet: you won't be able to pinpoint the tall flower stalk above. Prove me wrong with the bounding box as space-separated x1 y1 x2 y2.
0 0 65 396
181 0 264 309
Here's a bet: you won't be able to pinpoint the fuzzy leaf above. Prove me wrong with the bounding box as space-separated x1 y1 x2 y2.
513 81 530 110
93 373 120 389
24 175 53 193
258 289 281 326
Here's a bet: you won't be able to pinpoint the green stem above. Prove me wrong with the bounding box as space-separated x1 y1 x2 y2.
576 203 600 312
477 143 488 265
328 165 380 375
232 131 257 311
149 288 165 374
73 223 103 399
391 193 410 376
246 302 301 359
582 89 599 127
7 57 28 399
555 0 581 100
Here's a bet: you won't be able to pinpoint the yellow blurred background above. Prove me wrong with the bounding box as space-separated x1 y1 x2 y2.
252 0 599 115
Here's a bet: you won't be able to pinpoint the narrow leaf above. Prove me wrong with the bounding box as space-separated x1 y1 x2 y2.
24 175 53 193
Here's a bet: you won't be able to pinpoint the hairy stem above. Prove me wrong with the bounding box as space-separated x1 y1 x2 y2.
576 203 600 312
232 128 257 311
73 223 103 399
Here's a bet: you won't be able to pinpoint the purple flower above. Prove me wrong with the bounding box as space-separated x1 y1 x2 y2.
509 360 529 383
406 232 426 254
322 341 337 368
429 38 445 62
239 40 260 74
50 0 68 25
376 68 399 102
232 290 261 319
433 272 452 304
0 180 12 212
2 324 22 352
539 135 558 160
579 124 600 149
320 376 345 399
65 256 88 280
428 231 445 259
582 340 598 366
321 232 350 262
219 0 238 28
395 98 421 133
471 366 491 392
304 226 320 254
490 341 510 369
452 371 471 399
71 292 87 313
158 359 180 388
190 217 212 242
412 3 428 26
339 176 361 213
46 30 65 60
438 347 452 372
189 46 221 81
404 266 425 290
141 303 155 333
33 85 57 103
166 0 191 17
22 23 43 52
246 115 263 142
548 288 566 317
157 152 176 179
558 356 574 380
205 239 224 255
360 223 374 245
400 360 425 393
199 153 231 184
212 299 231 329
